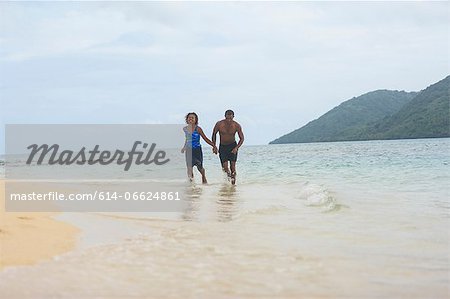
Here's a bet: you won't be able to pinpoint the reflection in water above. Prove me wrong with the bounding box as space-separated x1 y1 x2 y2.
180 183 240 222
217 183 238 222
181 184 203 221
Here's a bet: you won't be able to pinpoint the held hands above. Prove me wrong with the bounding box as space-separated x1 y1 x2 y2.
212 145 218 155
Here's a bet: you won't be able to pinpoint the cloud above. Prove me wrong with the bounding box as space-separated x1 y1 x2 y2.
0 1 448 147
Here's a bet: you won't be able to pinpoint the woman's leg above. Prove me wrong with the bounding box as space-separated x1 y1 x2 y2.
197 165 207 184
187 167 194 181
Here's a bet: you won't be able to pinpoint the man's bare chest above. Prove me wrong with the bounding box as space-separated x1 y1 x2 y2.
219 124 237 135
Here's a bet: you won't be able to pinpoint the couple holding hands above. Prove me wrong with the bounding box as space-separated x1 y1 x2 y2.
181 110 244 185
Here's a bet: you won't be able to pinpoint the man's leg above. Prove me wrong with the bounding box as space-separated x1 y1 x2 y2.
222 161 230 177
230 161 236 185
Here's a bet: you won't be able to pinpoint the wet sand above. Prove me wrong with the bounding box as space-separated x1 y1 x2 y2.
0 180 79 269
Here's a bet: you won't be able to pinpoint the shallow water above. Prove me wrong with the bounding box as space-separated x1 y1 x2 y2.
1 138 449 298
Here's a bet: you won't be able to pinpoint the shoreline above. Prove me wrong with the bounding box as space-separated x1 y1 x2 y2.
0 180 79 269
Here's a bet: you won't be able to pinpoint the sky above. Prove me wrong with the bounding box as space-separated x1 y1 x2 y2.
0 1 449 151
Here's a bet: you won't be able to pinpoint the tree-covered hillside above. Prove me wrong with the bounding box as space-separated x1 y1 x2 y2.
270 76 449 144
270 90 416 144
364 76 450 140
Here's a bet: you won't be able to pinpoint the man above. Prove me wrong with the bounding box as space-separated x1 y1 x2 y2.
212 109 244 185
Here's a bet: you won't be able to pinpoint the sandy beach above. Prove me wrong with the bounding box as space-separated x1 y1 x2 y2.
0 139 448 298
0 180 79 269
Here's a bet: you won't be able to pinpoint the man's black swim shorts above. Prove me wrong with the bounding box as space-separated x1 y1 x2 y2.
219 142 237 164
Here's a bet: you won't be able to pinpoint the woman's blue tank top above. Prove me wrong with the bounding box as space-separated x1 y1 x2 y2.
184 126 201 148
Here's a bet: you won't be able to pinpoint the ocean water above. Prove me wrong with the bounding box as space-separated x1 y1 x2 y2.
1 138 449 298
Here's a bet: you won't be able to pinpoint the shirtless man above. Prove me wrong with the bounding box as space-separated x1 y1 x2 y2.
212 110 244 185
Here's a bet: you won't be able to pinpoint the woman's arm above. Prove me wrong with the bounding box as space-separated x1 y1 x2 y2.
198 127 217 148
181 127 187 153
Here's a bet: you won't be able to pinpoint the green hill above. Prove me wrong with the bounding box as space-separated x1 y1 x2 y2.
364 76 450 140
270 90 417 144
270 76 450 144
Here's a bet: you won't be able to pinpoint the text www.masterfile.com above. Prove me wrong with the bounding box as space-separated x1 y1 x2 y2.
9 191 181 201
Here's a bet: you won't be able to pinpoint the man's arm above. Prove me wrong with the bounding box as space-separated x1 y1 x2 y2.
212 122 219 154
212 122 219 145
232 123 244 154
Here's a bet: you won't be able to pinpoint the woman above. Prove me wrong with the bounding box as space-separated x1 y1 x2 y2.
181 112 217 183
